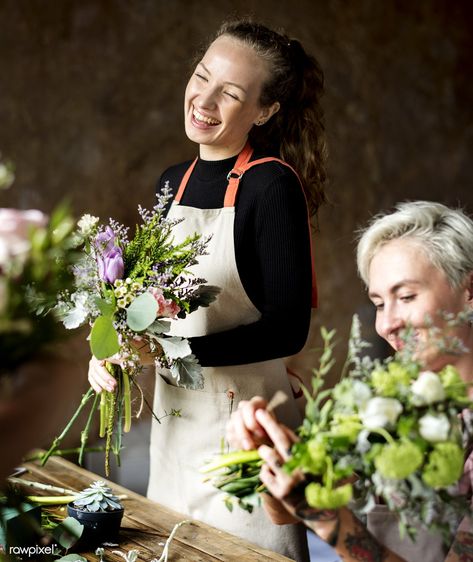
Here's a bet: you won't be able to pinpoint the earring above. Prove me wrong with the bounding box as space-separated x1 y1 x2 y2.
256 119 265 126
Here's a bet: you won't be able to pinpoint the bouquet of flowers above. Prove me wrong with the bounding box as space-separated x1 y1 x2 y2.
203 315 473 543
0 159 78 374
43 187 219 474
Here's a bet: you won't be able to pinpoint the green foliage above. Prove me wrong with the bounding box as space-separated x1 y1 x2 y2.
90 316 120 360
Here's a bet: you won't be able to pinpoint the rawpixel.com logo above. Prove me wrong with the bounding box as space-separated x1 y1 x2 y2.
8 543 60 558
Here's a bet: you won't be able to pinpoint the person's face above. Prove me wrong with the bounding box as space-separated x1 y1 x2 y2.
184 35 277 160
368 238 472 371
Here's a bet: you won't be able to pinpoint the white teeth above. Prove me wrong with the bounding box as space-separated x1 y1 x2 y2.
193 109 220 125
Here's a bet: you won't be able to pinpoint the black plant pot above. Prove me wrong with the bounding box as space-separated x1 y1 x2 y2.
67 503 124 547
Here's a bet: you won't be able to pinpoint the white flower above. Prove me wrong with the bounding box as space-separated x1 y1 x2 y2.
62 291 89 329
77 214 99 236
360 397 403 429
411 371 445 405
419 413 450 442
352 380 372 409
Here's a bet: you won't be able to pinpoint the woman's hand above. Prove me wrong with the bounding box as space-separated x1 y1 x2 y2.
88 356 117 393
226 396 271 450
88 338 159 393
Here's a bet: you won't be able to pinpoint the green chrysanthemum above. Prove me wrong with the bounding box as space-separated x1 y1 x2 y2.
374 440 423 479
422 442 464 489
371 362 411 397
438 365 468 401
330 413 362 443
305 482 353 510
306 440 328 474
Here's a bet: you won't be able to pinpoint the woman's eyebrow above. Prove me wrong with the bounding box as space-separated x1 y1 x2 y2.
198 62 247 93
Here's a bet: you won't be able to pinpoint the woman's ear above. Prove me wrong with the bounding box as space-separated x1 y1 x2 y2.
467 272 473 304
255 102 280 126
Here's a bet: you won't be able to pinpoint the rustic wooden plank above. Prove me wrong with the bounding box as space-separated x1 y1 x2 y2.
20 454 294 562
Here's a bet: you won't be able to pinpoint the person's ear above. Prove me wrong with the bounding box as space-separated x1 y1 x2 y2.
466 272 473 305
254 102 280 126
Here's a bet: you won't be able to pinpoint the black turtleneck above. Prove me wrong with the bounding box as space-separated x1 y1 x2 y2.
157 153 313 366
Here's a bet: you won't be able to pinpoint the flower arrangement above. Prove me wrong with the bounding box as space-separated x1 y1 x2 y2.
42 187 219 474
203 315 473 543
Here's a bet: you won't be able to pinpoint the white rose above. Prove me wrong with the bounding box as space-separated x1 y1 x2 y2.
411 371 445 405
352 380 372 409
360 397 403 429
419 413 450 442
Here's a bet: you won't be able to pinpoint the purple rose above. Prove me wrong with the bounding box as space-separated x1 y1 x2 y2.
95 226 116 254
97 246 124 283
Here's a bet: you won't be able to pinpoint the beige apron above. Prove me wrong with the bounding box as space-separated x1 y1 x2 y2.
147 145 310 561
367 505 447 562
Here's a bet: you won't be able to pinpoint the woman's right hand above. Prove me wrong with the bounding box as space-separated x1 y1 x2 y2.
226 396 271 451
88 356 118 393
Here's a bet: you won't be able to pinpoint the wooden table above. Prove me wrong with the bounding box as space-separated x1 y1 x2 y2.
20 455 293 561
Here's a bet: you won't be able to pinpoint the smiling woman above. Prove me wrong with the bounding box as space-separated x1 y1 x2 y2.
88 18 328 562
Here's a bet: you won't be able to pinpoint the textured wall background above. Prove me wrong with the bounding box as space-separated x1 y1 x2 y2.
1 0 472 382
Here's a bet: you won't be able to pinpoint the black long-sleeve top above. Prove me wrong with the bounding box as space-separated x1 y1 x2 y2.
157 152 313 367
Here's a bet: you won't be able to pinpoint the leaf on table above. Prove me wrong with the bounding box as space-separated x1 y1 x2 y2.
52 516 83 550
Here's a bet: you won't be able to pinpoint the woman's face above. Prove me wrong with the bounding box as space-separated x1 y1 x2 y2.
368 238 472 371
184 35 275 160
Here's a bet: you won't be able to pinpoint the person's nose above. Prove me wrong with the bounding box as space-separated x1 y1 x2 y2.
196 84 218 111
379 303 404 342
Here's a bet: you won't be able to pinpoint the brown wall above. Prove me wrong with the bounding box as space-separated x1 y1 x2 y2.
1 0 472 381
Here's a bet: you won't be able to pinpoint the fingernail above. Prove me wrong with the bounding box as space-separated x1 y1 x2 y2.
243 439 252 450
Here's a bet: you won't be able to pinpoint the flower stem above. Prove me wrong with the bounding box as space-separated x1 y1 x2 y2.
79 391 101 466
200 450 261 474
41 388 95 466
122 367 132 433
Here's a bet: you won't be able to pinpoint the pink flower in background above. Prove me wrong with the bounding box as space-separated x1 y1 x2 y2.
148 287 181 318
0 208 47 268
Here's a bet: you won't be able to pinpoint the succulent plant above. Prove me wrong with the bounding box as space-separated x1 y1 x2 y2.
72 481 123 512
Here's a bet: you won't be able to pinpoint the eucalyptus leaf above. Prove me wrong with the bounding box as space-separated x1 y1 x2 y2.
90 315 120 359
52 516 84 550
157 336 191 360
56 556 87 562
170 354 204 389
126 292 158 331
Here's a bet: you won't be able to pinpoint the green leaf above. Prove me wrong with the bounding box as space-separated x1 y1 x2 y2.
147 319 171 334
56 556 87 562
126 292 158 331
94 296 116 317
157 336 191 360
90 315 120 359
170 354 204 389
52 516 84 550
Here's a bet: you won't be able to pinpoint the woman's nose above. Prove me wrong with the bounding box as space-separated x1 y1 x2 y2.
379 305 404 341
196 87 218 110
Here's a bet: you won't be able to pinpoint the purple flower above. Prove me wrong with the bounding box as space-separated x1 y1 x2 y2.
95 226 116 254
97 246 124 283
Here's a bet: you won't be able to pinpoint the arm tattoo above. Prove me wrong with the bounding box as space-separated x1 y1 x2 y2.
451 531 473 560
344 532 387 562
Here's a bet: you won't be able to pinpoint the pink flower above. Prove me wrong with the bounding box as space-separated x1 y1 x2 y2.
148 287 181 318
0 208 47 268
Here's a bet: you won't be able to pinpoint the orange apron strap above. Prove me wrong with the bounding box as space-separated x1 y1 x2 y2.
174 157 198 204
223 141 254 207
223 154 318 308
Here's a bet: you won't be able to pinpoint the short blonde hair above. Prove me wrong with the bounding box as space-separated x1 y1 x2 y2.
357 201 473 288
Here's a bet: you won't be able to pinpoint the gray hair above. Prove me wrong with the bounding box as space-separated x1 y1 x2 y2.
357 201 473 288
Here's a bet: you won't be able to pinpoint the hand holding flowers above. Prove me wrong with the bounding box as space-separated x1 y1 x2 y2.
44 188 219 474
204 316 473 544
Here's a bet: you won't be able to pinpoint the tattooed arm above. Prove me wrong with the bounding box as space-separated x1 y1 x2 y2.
444 519 473 561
